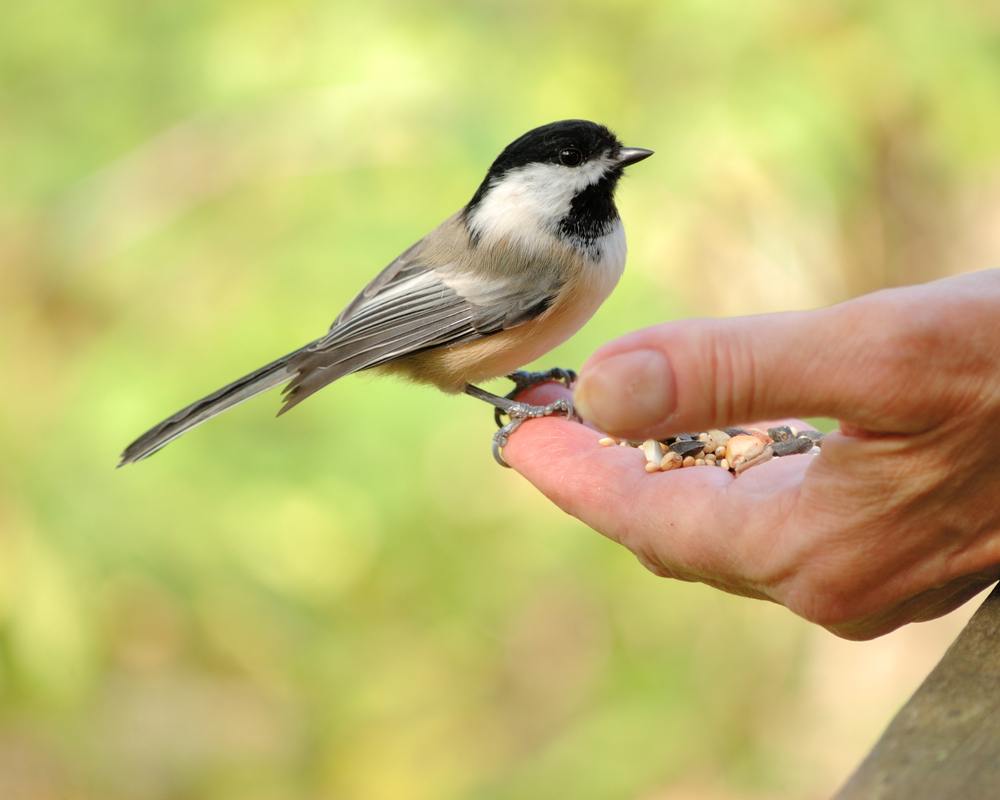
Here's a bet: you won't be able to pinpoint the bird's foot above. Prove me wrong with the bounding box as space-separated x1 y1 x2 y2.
493 367 577 427
492 397 575 468
464 382 578 468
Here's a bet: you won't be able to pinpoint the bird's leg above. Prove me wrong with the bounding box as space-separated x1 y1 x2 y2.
492 367 578 427
465 384 575 468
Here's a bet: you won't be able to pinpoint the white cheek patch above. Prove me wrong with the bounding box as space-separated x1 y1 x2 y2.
466 155 616 252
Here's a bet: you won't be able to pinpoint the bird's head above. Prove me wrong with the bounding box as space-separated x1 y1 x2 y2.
464 119 653 250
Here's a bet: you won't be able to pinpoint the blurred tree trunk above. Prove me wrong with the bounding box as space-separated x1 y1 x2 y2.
836 583 1000 799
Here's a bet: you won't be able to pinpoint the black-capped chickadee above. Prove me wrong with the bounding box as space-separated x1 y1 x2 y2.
119 119 652 467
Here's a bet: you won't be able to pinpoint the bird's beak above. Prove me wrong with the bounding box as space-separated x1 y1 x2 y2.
615 147 654 167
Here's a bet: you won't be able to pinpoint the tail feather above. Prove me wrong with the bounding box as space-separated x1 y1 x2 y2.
119 345 313 466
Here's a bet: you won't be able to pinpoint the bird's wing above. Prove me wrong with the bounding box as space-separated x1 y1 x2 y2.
280 229 562 411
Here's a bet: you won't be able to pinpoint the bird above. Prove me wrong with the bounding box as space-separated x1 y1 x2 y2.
119 119 652 467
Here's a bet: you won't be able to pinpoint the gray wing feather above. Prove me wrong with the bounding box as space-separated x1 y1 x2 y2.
120 223 562 463
280 248 560 411
331 242 425 327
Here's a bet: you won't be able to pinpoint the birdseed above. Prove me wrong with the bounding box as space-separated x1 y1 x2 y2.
599 426 824 476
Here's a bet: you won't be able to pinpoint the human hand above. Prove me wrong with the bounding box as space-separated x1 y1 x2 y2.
504 270 1000 639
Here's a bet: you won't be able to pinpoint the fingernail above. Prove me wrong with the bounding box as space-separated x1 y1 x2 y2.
574 349 675 435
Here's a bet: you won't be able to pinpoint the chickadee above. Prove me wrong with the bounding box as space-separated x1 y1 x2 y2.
119 119 652 467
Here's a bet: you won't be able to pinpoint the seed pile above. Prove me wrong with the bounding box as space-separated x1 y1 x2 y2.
598 426 823 476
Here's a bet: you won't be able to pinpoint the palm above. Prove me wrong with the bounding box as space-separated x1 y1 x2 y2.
503 384 998 639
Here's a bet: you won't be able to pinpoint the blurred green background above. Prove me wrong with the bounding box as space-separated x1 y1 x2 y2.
3 2 999 798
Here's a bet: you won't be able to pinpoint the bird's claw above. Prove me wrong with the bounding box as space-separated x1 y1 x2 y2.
493 367 578 428
492 397 575 468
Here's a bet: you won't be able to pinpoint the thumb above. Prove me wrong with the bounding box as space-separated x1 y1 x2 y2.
572 301 926 439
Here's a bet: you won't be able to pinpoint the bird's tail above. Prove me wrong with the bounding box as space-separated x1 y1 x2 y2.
118 343 315 466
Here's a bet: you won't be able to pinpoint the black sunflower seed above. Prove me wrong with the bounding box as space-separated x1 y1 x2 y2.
669 439 706 458
767 425 795 443
772 436 815 456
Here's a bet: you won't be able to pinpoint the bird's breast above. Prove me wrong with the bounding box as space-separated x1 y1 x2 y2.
586 218 627 291
388 220 627 391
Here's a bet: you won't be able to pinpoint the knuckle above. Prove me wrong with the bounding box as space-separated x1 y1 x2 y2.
835 281 998 424
701 323 758 424
874 296 982 393
871 309 935 389
889 311 941 369
835 300 951 424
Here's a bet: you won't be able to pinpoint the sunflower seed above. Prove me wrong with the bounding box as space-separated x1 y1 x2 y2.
669 439 707 458
767 425 795 443
772 436 815 456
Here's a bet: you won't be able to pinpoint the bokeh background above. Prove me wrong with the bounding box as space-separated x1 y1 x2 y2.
3 2 1000 798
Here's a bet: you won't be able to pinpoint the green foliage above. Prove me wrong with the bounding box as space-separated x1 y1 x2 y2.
2 2 998 797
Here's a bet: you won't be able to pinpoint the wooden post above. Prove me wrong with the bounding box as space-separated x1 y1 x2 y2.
835 583 1000 798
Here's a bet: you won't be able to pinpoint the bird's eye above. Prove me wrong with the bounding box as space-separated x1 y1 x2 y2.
558 147 583 167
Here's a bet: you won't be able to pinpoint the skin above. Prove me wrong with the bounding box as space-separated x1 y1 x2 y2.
503 269 1000 640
